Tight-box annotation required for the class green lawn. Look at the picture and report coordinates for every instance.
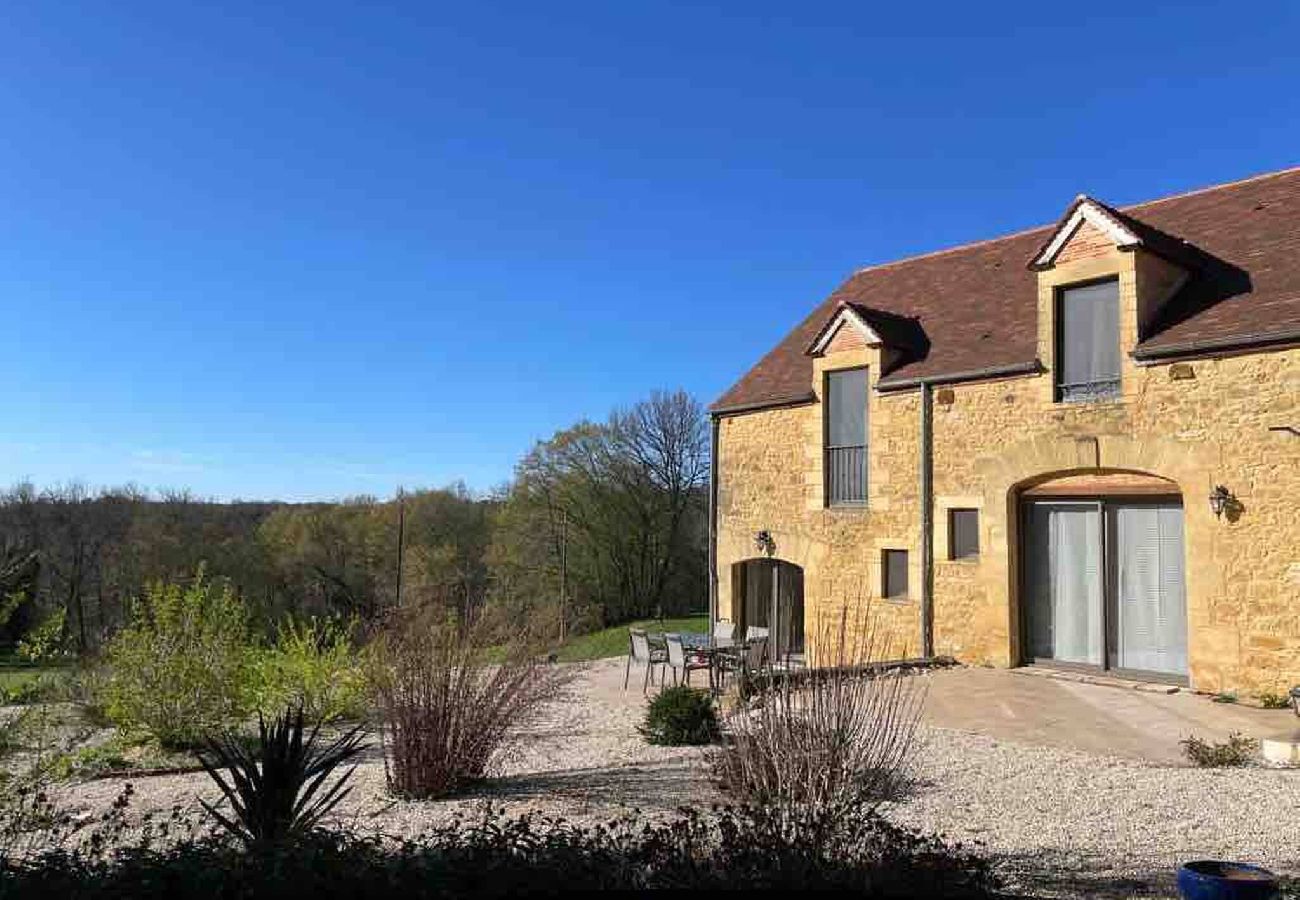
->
[555,615,708,663]
[0,648,67,702]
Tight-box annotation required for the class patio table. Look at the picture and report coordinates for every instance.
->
[664,632,750,693]
[678,632,741,652]
[645,631,741,651]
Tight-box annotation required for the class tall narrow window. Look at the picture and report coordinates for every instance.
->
[1055,279,1120,402]
[825,367,867,505]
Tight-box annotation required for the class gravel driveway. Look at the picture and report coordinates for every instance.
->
[888,727,1299,899]
[58,659,1299,899]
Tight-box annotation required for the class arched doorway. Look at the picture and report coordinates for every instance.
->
[1018,470,1188,681]
[731,558,805,662]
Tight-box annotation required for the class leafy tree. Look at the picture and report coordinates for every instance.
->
[101,571,252,748]
[257,499,392,619]
[488,389,708,634]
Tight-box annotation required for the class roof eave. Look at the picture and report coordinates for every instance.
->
[709,392,817,418]
[1132,329,1300,362]
[876,360,1043,391]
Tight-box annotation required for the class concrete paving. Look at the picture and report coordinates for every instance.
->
[920,665,1296,764]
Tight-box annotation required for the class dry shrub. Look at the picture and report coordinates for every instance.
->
[368,606,569,799]
[714,605,925,813]
[1180,731,1259,768]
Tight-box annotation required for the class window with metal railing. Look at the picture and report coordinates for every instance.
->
[1055,278,1121,402]
[825,367,867,506]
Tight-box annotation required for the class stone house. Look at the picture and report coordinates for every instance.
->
[709,166,1300,695]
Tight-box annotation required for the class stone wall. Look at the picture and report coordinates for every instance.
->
[718,347,1300,694]
[716,236,1300,695]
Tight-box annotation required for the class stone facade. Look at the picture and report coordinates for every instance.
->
[716,231,1300,696]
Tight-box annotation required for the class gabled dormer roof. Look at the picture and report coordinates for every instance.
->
[806,302,883,355]
[1028,195,1143,270]
[1030,193,1211,273]
[806,301,931,374]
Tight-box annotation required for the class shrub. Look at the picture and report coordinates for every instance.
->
[0,803,999,898]
[197,706,367,849]
[1258,691,1292,710]
[639,686,718,745]
[714,607,923,813]
[16,608,72,666]
[101,572,253,749]
[368,606,568,799]
[1180,731,1259,767]
[45,736,136,781]
[40,730,166,782]
[250,616,368,724]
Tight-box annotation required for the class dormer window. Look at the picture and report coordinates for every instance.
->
[1055,278,1120,402]
[825,367,867,505]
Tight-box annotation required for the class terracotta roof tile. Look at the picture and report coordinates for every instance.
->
[713,167,1300,412]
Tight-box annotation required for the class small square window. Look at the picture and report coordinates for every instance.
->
[882,550,909,600]
[949,509,980,560]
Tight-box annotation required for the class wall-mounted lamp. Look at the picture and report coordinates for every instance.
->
[754,529,776,558]
[1209,485,1235,519]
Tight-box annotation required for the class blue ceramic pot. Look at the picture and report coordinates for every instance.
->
[1177,861,1278,900]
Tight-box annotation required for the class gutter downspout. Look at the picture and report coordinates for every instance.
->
[708,415,720,629]
[918,382,935,658]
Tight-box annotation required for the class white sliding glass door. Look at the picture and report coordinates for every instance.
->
[1024,502,1104,666]
[1110,503,1187,676]
[1022,498,1187,679]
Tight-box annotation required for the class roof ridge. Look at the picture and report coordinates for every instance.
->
[848,164,1300,280]
[1120,164,1300,213]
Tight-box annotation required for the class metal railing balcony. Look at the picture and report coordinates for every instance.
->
[826,444,867,506]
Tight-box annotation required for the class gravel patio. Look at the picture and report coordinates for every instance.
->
[59,657,1299,899]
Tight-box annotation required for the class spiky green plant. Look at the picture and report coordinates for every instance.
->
[197,706,367,849]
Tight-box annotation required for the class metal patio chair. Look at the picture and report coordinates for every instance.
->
[624,627,667,693]
[664,632,712,690]
[716,635,768,690]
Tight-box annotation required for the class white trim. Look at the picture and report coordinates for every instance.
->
[1032,198,1142,269]
[809,306,883,355]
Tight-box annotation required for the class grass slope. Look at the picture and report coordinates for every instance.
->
[0,649,67,700]
[556,615,708,663]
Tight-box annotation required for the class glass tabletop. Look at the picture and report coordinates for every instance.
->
[677,632,744,651]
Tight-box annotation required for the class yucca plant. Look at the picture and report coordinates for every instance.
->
[197,706,367,849]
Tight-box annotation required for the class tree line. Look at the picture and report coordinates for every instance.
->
[0,390,708,651]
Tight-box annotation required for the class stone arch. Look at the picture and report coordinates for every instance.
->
[974,433,1215,501]
[712,522,821,650]
[1018,468,1181,496]
[970,433,1216,670]
[727,556,806,659]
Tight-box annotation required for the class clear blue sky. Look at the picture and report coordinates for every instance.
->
[2,1,1296,501]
